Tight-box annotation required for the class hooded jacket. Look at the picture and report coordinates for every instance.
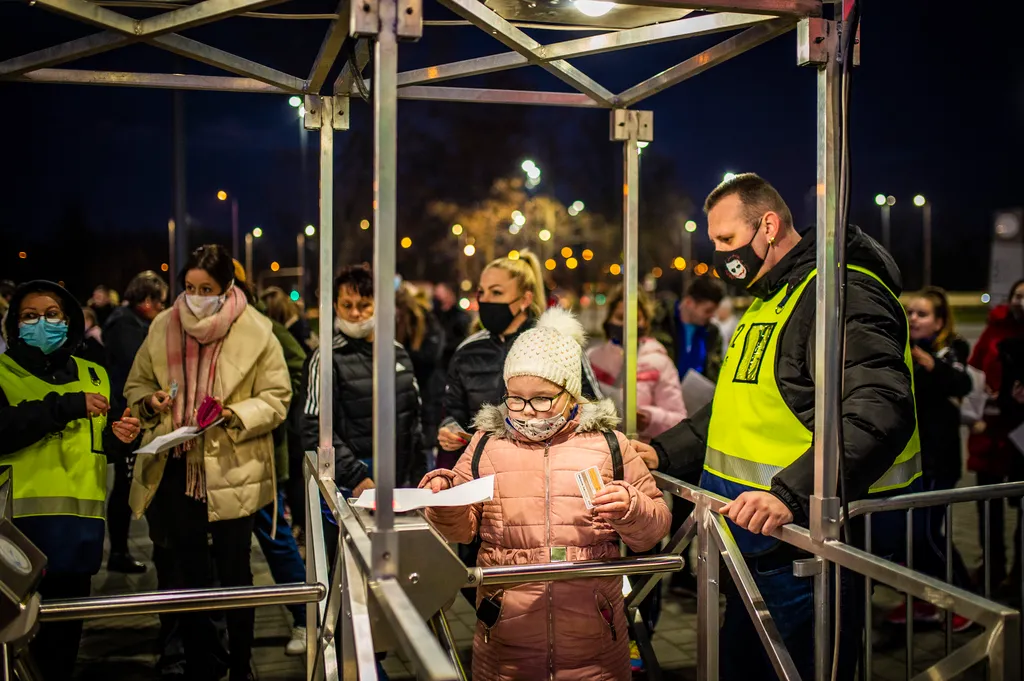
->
[652,226,918,523]
[422,400,670,681]
[0,281,106,573]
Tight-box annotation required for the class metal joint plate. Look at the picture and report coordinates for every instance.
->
[303,95,324,130]
[797,17,829,66]
[397,0,423,40]
[609,109,654,142]
[351,0,380,37]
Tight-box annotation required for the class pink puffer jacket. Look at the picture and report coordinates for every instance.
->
[587,337,687,441]
[422,400,670,681]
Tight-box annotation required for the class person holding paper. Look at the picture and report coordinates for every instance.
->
[125,244,291,681]
[0,280,141,680]
[587,285,686,441]
[420,308,669,681]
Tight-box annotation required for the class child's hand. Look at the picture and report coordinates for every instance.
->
[421,475,452,493]
[592,485,631,521]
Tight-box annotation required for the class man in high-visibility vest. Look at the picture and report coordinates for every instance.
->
[0,280,141,680]
[639,174,920,680]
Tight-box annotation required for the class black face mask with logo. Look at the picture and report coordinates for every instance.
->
[713,228,765,290]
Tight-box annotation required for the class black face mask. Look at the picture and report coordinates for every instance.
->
[478,299,521,335]
[713,222,766,291]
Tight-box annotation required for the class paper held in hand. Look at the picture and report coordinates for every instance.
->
[681,369,716,415]
[134,419,224,455]
[352,475,495,513]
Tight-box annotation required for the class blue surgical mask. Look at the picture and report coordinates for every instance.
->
[19,319,69,355]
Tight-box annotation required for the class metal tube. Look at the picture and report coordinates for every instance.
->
[846,481,1024,518]
[474,554,683,586]
[622,121,640,437]
[625,513,696,609]
[371,0,399,577]
[304,456,319,680]
[316,95,336,482]
[38,583,325,622]
[172,86,187,293]
[945,503,953,656]
[432,610,468,681]
[370,579,458,680]
[864,512,873,677]
[697,503,719,681]
[906,508,914,679]
[985,499,992,598]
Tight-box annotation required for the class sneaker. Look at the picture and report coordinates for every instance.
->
[945,614,973,633]
[108,551,148,574]
[286,627,307,657]
[885,601,941,626]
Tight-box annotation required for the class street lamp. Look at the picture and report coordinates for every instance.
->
[252,227,263,238]
[217,190,240,259]
[723,172,737,183]
[304,224,316,237]
[875,194,896,253]
[914,195,932,286]
[288,96,301,108]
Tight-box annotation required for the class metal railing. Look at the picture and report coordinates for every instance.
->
[847,482,1024,679]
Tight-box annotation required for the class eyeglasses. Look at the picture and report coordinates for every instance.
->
[18,310,65,324]
[504,390,564,413]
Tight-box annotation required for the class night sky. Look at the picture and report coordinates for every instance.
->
[1,1,1022,299]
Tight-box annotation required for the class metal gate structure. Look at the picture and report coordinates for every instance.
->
[3,0,1021,679]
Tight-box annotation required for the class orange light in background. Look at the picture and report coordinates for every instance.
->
[217,190,228,201]
[610,264,622,276]
[561,247,573,258]
[400,237,412,249]
[566,257,579,270]
[18,252,26,260]
[673,257,686,270]
[161,263,169,272]
[360,219,370,230]
[545,259,557,271]
[695,263,709,276]
[271,262,281,272]
[508,250,520,260]
[580,296,591,307]
[57,281,65,288]
[582,249,594,261]
[712,269,721,278]
[652,267,663,278]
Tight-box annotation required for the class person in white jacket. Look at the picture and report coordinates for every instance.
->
[587,286,686,441]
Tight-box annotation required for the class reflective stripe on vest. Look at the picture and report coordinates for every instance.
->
[705,264,921,496]
[0,354,108,520]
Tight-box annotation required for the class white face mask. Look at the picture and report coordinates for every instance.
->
[506,404,577,442]
[186,293,225,319]
[337,316,374,339]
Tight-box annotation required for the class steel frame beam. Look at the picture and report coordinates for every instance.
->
[16,68,289,93]
[308,0,350,93]
[397,85,603,108]
[594,0,820,14]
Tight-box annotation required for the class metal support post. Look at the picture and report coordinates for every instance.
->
[313,95,337,482]
[370,0,401,579]
[696,502,719,681]
[172,86,187,294]
[610,109,653,438]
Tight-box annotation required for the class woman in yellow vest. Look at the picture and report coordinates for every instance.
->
[0,280,141,680]
[126,244,291,681]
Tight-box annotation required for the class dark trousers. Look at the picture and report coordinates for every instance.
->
[976,471,1023,584]
[31,572,92,681]
[916,475,972,586]
[158,467,256,679]
[253,491,306,627]
[107,454,133,554]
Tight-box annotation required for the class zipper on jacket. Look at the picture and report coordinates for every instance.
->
[544,443,555,681]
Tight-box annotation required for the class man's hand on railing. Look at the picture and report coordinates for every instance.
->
[719,491,793,536]
[630,440,659,470]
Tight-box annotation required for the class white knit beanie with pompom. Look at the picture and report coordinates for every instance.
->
[504,307,587,402]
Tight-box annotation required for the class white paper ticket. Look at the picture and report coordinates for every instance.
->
[576,466,606,509]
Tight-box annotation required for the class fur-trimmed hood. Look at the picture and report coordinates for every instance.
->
[473,398,620,438]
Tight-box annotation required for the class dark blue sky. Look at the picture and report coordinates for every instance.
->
[1,1,1022,293]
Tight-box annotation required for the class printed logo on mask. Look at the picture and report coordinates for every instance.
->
[723,254,747,280]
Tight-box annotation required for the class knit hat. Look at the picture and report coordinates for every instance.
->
[504,307,587,402]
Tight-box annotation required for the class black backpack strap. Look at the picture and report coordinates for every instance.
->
[470,433,492,480]
[602,431,624,481]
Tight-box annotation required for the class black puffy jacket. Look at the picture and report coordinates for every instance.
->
[441,317,603,438]
[301,330,427,490]
[653,226,918,523]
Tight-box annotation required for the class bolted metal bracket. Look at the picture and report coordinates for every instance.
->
[610,109,653,143]
[809,495,841,542]
[303,95,351,131]
[793,557,824,578]
[396,0,422,40]
[350,0,380,37]
[352,0,421,40]
[798,17,860,68]
[370,528,399,579]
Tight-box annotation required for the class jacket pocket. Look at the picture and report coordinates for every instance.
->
[595,592,618,641]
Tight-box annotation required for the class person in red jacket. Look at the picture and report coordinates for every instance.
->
[967,279,1024,590]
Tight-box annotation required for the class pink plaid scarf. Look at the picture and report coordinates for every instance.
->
[166,287,247,500]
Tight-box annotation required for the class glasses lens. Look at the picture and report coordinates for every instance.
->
[505,396,526,412]
[532,397,553,412]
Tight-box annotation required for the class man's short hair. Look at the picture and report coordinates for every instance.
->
[704,173,794,230]
[685,277,725,306]
[334,265,373,300]
[123,271,168,307]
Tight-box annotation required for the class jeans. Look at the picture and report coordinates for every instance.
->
[720,547,863,681]
[253,491,308,628]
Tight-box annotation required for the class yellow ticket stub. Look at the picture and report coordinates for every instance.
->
[575,466,606,509]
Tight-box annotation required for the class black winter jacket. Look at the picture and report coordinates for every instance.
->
[653,226,918,524]
[914,337,972,481]
[301,330,427,490]
[103,305,152,415]
[441,317,603,438]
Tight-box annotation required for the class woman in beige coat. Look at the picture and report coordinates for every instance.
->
[125,244,290,681]
[421,308,670,681]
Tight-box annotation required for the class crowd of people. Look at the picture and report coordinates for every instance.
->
[2,173,1024,680]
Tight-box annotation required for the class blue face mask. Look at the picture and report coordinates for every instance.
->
[19,319,69,355]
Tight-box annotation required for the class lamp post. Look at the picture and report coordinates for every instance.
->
[874,194,896,254]
[299,224,315,301]
[218,190,240,260]
[914,195,932,287]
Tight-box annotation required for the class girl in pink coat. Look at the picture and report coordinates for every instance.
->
[421,308,671,681]
[587,287,687,441]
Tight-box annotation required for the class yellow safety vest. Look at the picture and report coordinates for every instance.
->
[703,265,921,548]
[0,353,108,520]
